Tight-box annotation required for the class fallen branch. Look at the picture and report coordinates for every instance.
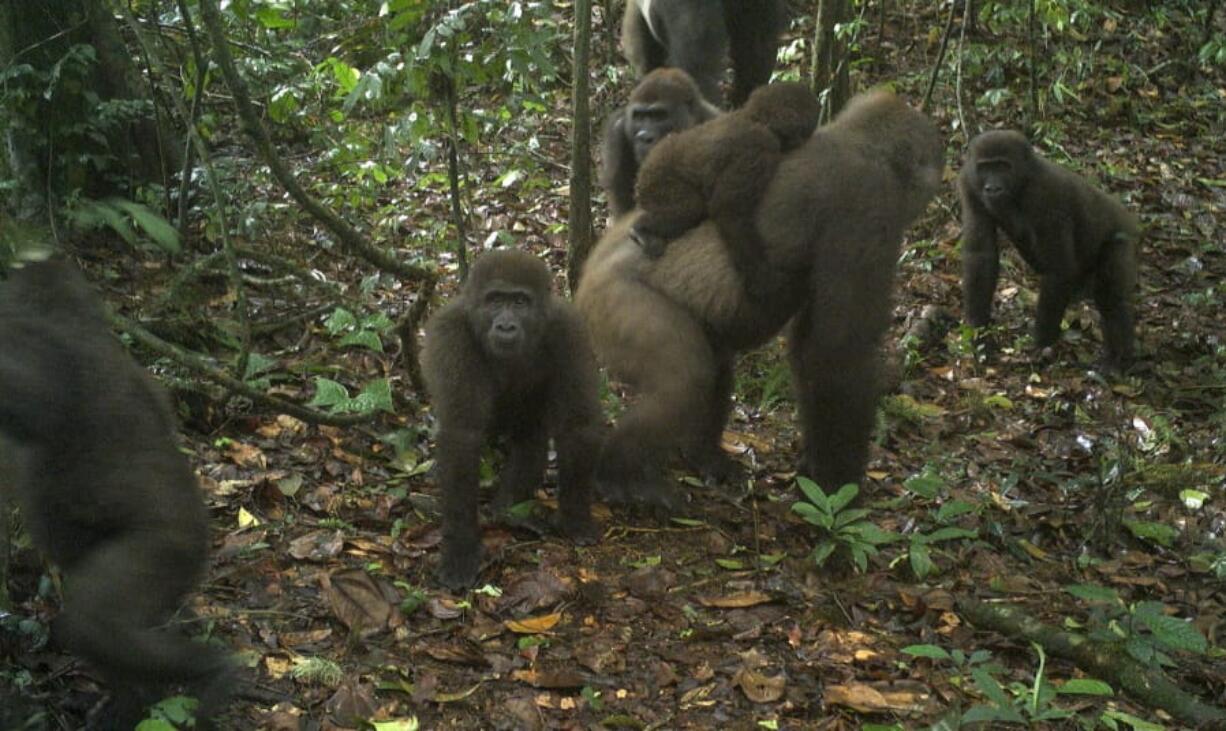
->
[957,596,1226,728]
[111,311,371,427]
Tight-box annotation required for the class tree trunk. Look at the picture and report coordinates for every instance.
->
[812,0,852,122]
[567,0,595,293]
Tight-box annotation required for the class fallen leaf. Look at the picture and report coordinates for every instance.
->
[506,612,562,634]
[696,591,773,608]
[734,668,786,703]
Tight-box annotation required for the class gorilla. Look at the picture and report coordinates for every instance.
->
[959,130,1139,371]
[621,0,788,107]
[420,249,603,589]
[578,91,945,511]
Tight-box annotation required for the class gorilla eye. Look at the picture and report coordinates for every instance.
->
[511,293,532,308]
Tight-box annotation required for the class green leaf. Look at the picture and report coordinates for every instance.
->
[107,198,181,254]
[338,330,385,352]
[1063,584,1121,604]
[910,541,933,580]
[255,6,296,28]
[811,542,837,567]
[796,476,829,510]
[901,644,951,661]
[961,704,1025,724]
[904,471,944,499]
[790,501,825,525]
[670,517,705,527]
[325,308,358,335]
[970,666,1012,707]
[715,558,745,570]
[1100,709,1165,730]
[832,507,871,529]
[921,526,977,543]
[308,378,351,408]
[242,352,278,380]
[1141,613,1208,654]
[829,482,860,512]
[935,499,976,523]
[1057,678,1114,696]
[354,379,395,414]
[1122,519,1179,547]
[844,523,901,545]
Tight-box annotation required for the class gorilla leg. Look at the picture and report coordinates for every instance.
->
[56,541,231,729]
[724,1,786,106]
[788,280,889,491]
[1034,273,1077,350]
[682,355,741,484]
[555,425,601,543]
[1092,236,1137,370]
[436,427,484,589]
[595,288,720,512]
[493,428,549,514]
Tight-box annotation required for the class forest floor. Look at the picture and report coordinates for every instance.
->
[5,5,1226,731]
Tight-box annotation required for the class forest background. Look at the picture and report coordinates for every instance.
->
[1,0,1225,729]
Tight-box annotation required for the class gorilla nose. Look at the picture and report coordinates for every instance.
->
[984,183,1004,196]
[495,321,519,335]
[635,130,658,145]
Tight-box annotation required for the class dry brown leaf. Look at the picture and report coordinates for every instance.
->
[288,529,344,562]
[695,591,773,608]
[319,568,399,637]
[824,680,934,715]
[226,441,267,469]
[506,612,562,634]
[734,667,786,703]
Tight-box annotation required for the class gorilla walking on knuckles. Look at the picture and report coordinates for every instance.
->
[0,259,232,729]
[629,80,821,299]
[600,68,720,221]
[578,91,945,511]
[621,0,788,107]
[959,130,1139,371]
[421,250,603,590]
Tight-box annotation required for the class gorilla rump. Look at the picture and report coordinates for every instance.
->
[420,250,603,590]
[959,130,1139,371]
[0,260,232,728]
[577,91,945,511]
[621,0,788,107]
[600,68,720,221]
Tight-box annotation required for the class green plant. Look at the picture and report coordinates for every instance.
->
[791,478,899,571]
[898,470,978,580]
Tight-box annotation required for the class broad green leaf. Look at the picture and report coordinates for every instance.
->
[1057,678,1114,696]
[935,499,976,522]
[1123,519,1178,547]
[354,379,395,413]
[970,666,1011,707]
[107,198,181,254]
[1063,584,1121,604]
[1140,614,1208,654]
[308,378,350,408]
[325,308,358,335]
[829,482,860,512]
[338,330,385,352]
[1101,709,1165,730]
[811,542,837,567]
[922,526,977,543]
[796,476,829,510]
[904,471,944,499]
[910,541,933,580]
[902,644,951,661]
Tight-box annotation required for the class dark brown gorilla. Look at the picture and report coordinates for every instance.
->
[630,81,821,299]
[601,68,721,221]
[421,250,603,590]
[622,0,788,107]
[578,91,944,510]
[0,259,232,729]
[959,130,1139,371]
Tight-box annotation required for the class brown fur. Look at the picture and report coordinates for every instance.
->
[600,69,721,221]
[577,91,945,508]
[621,0,787,107]
[0,260,232,729]
[631,82,821,298]
[421,250,603,589]
[959,130,1139,371]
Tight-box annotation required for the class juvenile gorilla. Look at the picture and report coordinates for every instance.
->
[0,260,232,728]
[578,91,944,510]
[630,81,821,299]
[601,68,720,221]
[622,0,788,107]
[959,130,1139,371]
[421,250,603,590]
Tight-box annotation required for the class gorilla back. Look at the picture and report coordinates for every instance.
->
[578,91,944,509]
[0,260,230,728]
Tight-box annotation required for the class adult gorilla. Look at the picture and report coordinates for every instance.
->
[577,91,945,511]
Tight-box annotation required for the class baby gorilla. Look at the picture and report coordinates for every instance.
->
[960,130,1139,371]
[0,259,232,729]
[420,250,603,590]
[630,81,821,299]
